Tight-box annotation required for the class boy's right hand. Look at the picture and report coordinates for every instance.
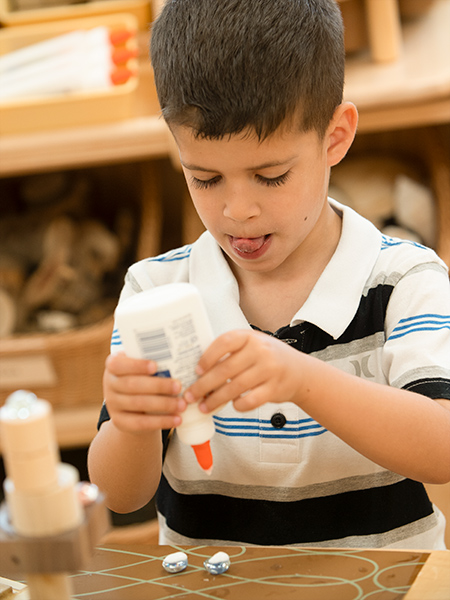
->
[103,352,185,434]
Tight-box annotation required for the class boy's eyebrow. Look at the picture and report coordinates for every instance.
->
[181,157,296,173]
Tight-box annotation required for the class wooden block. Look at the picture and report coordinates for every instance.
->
[365,0,402,62]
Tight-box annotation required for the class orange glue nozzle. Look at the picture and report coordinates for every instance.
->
[192,440,213,474]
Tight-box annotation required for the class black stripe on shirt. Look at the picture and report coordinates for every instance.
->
[262,283,394,354]
[97,402,110,430]
[402,377,450,401]
[156,475,433,546]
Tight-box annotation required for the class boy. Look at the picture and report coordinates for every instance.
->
[88,0,450,548]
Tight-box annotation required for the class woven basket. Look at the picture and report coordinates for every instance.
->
[0,161,162,408]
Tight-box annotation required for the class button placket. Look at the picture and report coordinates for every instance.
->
[259,404,301,464]
[270,412,287,429]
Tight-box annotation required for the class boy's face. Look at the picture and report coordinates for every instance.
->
[172,124,340,282]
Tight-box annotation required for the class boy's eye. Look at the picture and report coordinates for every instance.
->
[190,170,290,190]
[190,175,221,190]
[256,171,290,187]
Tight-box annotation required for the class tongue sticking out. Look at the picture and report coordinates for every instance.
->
[230,236,267,254]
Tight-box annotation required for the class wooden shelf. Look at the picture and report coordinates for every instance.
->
[0,0,449,177]
[0,58,171,177]
[345,0,450,131]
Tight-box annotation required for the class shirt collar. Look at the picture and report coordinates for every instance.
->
[189,232,250,336]
[291,199,381,339]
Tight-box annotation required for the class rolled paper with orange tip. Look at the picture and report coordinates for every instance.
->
[0,26,137,102]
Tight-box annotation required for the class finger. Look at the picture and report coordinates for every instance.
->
[106,370,181,397]
[196,330,251,375]
[113,411,182,433]
[232,386,268,412]
[198,364,266,413]
[109,393,187,416]
[186,353,251,403]
[186,334,257,402]
[106,352,157,376]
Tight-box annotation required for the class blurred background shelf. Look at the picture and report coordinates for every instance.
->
[1,0,449,177]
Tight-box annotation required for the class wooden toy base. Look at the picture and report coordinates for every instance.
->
[0,490,110,575]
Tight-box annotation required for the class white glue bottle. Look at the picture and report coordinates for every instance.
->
[114,282,216,473]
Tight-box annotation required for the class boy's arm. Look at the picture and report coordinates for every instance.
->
[88,420,163,514]
[184,330,450,485]
[288,349,450,485]
[88,353,185,513]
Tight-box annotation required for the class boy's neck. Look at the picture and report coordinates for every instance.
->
[229,204,342,332]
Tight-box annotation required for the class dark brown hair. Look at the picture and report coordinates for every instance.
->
[151,0,345,139]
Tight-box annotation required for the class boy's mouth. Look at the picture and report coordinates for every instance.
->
[229,234,271,257]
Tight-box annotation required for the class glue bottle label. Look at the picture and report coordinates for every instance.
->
[135,313,203,392]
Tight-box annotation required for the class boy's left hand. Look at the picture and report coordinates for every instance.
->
[183,329,303,413]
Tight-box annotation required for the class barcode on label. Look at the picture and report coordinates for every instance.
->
[136,328,172,361]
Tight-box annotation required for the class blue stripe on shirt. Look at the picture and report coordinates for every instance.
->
[213,415,327,439]
[388,314,450,340]
[380,235,427,251]
[111,328,122,347]
[147,245,192,262]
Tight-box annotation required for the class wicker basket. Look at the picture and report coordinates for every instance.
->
[0,161,162,409]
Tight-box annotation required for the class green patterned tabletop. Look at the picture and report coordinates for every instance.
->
[68,544,433,599]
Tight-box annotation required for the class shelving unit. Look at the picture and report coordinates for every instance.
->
[0,0,449,176]
[0,0,449,455]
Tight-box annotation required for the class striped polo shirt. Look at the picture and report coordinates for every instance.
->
[100,199,450,549]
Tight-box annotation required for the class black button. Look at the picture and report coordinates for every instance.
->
[271,413,287,429]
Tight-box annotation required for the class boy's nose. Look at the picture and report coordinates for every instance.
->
[223,189,260,222]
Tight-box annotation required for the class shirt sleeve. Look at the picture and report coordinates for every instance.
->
[97,401,110,429]
[383,255,450,400]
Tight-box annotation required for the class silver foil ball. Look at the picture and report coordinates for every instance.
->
[203,551,230,575]
[162,552,188,573]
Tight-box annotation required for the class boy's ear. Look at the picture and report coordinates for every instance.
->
[326,102,358,167]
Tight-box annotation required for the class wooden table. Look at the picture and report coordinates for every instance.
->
[4,544,447,600]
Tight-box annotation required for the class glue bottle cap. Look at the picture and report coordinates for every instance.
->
[192,440,213,474]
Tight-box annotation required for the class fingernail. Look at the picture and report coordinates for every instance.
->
[147,361,157,374]
[173,381,182,395]
[177,398,187,412]
[184,391,195,403]
[195,365,204,375]
[199,401,209,413]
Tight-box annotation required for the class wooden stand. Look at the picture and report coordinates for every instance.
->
[365,0,402,62]
[0,393,110,599]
